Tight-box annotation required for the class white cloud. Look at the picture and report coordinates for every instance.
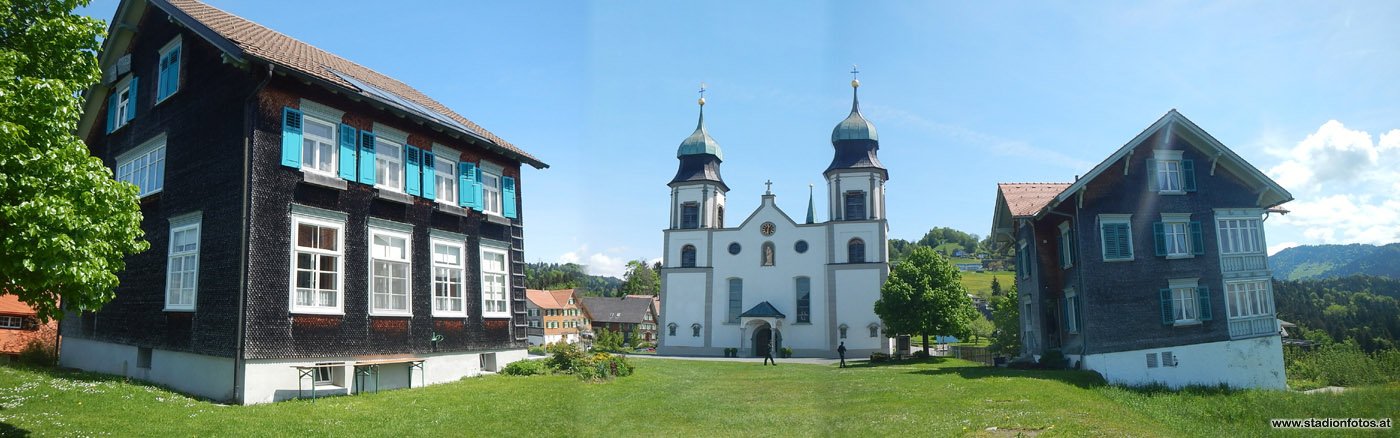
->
[556,244,630,278]
[1266,121,1400,246]
[1267,241,1299,256]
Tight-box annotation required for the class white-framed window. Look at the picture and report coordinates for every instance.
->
[300,115,337,175]
[481,245,510,318]
[375,138,404,193]
[1217,217,1263,254]
[116,135,166,198]
[1226,279,1274,319]
[313,364,335,385]
[1064,289,1078,334]
[1163,218,1190,257]
[1099,214,1133,261]
[692,323,702,337]
[369,228,411,316]
[1167,278,1199,324]
[290,215,344,314]
[1058,221,1073,269]
[434,152,458,205]
[1156,159,1182,192]
[112,77,133,130]
[667,323,677,336]
[481,168,502,215]
[432,239,466,317]
[165,216,201,311]
[0,316,23,329]
[156,36,182,103]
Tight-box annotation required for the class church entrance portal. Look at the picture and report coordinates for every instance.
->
[751,324,782,357]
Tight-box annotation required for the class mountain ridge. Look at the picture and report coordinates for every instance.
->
[1269,243,1400,280]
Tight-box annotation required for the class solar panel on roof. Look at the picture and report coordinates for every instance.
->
[326,68,483,139]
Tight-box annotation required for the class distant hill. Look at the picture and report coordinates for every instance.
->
[1269,243,1400,280]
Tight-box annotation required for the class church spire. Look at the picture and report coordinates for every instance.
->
[806,184,815,224]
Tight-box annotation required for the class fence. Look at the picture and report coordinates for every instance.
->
[951,345,994,366]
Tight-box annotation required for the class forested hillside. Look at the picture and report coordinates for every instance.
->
[523,262,622,296]
[1273,275,1400,352]
[1269,243,1400,280]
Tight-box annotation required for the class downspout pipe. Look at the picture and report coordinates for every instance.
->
[234,62,273,404]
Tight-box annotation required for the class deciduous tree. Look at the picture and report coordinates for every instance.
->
[875,247,977,355]
[990,283,1021,357]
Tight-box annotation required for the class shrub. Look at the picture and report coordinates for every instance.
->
[1286,343,1397,387]
[1038,350,1068,369]
[634,342,655,350]
[501,359,549,376]
[780,347,793,358]
[912,350,930,359]
[870,352,890,363]
[17,340,55,367]
[547,341,588,373]
[574,352,635,381]
[527,345,546,355]
[724,347,738,357]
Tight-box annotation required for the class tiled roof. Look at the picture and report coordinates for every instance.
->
[581,296,653,324]
[158,0,543,168]
[0,294,37,316]
[525,290,564,309]
[997,183,1071,217]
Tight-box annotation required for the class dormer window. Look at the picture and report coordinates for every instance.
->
[1156,160,1182,192]
[844,191,866,220]
[106,75,137,133]
[1149,150,1196,194]
[156,36,182,103]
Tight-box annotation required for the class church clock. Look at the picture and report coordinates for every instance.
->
[760,222,776,236]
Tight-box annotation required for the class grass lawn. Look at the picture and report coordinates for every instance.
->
[2,359,1396,436]
[960,269,1013,299]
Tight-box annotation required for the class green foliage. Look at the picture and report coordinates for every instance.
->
[0,0,149,321]
[968,317,994,344]
[527,345,546,355]
[875,247,978,354]
[1270,243,1400,281]
[592,327,625,353]
[1284,342,1400,389]
[989,277,1002,297]
[1273,276,1400,353]
[17,339,55,367]
[501,359,549,376]
[545,341,587,373]
[573,352,634,382]
[989,283,1021,357]
[619,259,659,296]
[888,226,983,264]
[869,352,890,362]
[780,347,793,358]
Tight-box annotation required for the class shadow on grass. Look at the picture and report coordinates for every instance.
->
[845,357,950,369]
[0,422,31,437]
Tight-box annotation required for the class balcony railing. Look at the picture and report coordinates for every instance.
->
[1221,253,1268,273]
[1228,315,1277,339]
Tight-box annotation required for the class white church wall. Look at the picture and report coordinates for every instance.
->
[666,230,710,268]
[830,221,882,264]
[833,267,885,354]
[662,271,708,348]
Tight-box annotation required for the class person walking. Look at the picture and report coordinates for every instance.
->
[837,342,847,368]
[764,343,777,366]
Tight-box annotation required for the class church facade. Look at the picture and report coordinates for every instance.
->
[657,80,890,358]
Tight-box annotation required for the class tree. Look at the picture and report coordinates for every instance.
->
[0,0,148,322]
[990,282,1021,357]
[619,259,659,296]
[875,247,977,355]
[969,317,994,344]
[990,276,1003,297]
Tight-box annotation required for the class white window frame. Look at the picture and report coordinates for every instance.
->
[1161,213,1192,259]
[313,365,335,385]
[0,316,23,329]
[375,137,405,193]
[434,146,459,205]
[1225,279,1274,319]
[1216,216,1264,255]
[112,76,133,130]
[480,245,511,318]
[156,36,182,104]
[1098,214,1134,262]
[1058,221,1073,269]
[300,115,338,176]
[1064,289,1078,334]
[368,228,412,317]
[1154,150,1185,194]
[481,162,503,216]
[431,239,467,317]
[116,134,167,198]
[289,215,345,315]
[1169,278,1199,324]
[164,214,201,311]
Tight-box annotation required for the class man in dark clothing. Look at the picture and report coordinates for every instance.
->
[837,342,847,368]
[763,343,777,366]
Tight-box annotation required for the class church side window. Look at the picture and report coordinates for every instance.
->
[848,238,866,263]
[717,206,724,228]
[692,323,702,337]
[667,323,677,336]
[727,278,742,323]
[680,245,697,268]
[681,202,699,229]
[795,277,810,323]
[844,191,866,220]
[839,324,848,339]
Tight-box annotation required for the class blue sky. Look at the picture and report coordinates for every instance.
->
[81,1,1400,277]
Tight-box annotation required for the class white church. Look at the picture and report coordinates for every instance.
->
[658,79,890,358]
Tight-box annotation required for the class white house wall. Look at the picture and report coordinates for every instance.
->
[1079,336,1286,389]
[241,348,526,404]
[60,337,236,402]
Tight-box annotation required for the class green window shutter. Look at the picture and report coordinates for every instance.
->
[1160,288,1174,325]
[1145,158,1157,191]
[280,107,303,168]
[1062,298,1071,332]
[404,146,422,196]
[1190,221,1205,255]
[1182,159,1197,192]
[1116,224,1132,259]
[358,131,377,185]
[125,77,138,122]
[458,162,478,208]
[421,151,436,200]
[1075,296,1083,330]
[502,176,518,219]
[1152,222,1166,257]
[338,124,357,181]
[1197,286,1212,321]
[166,49,180,98]
[106,95,117,133]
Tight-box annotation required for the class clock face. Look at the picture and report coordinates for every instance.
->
[760,222,776,236]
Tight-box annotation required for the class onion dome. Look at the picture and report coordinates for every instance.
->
[677,96,723,160]
[831,79,878,143]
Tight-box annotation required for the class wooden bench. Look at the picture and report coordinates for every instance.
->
[351,358,425,394]
[291,362,346,401]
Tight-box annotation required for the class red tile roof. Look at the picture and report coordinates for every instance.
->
[0,295,37,316]
[160,0,543,167]
[526,289,577,309]
[997,183,1071,217]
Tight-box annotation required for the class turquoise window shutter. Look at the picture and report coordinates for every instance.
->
[338,124,357,181]
[1189,221,1205,255]
[279,107,302,168]
[1062,298,1070,331]
[1182,159,1197,192]
[168,48,179,96]
[125,77,138,122]
[422,151,436,200]
[106,96,117,133]
[1197,286,1212,320]
[1152,222,1166,257]
[1118,224,1132,258]
[1075,296,1083,329]
[458,162,477,208]
[502,176,518,219]
[358,131,376,185]
[474,167,485,211]
[1145,158,1157,191]
[405,146,422,196]
[1160,288,1174,325]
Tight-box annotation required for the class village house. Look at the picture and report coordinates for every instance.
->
[62,0,546,404]
[581,296,657,345]
[991,110,1291,389]
[524,289,588,345]
[0,295,58,362]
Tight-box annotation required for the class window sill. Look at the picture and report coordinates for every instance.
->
[791,322,812,325]
[1157,190,1186,196]
[163,308,195,313]
[291,308,345,316]
[482,313,512,319]
[1171,320,1202,327]
[302,171,347,190]
[1165,254,1194,260]
[375,189,412,204]
[484,214,511,225]
[436,203,468,217]
[369,312,413,318]
[1103,257,1135,263]
[432,312,468,319]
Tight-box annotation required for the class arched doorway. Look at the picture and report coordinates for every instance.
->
[751,323,783,357]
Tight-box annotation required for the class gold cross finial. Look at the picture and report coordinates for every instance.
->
[698,82,707,106]
[851,65,861,88]
[765,179,773,195]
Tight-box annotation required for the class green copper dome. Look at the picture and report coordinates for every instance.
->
[677,104,723,160]
[831,81,878,143]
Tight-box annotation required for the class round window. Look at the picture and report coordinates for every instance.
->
[728,242,742,255]
[794,240,809,254]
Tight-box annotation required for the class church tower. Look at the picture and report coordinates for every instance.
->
[669,89,728,230]
[826,74,888,224]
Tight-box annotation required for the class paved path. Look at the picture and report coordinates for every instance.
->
[628,354,852,366]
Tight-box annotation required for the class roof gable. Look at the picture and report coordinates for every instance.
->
[990,183,1070,242]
